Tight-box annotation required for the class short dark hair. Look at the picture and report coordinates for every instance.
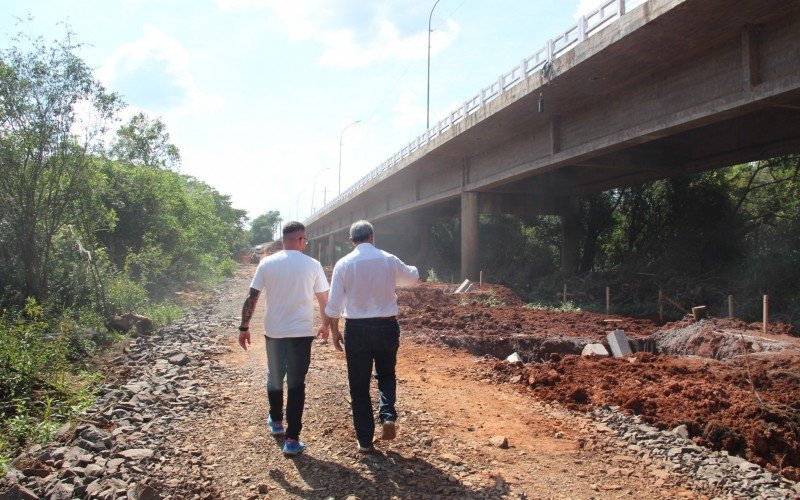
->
[349,220,373,243]
[282,221,305,239]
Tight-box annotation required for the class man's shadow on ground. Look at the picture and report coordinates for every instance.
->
[267,444,507,499]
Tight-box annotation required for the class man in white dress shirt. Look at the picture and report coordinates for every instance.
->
[325,220,419,452]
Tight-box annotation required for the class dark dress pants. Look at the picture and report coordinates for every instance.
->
[344,317,400,447]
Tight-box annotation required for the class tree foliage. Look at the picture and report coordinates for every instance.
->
[109,112,180,169]
[425,157,800,324]
[250,210,282,244]
[0,24,250,471]
[0,29,121,304]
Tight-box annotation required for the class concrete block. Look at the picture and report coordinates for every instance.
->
[692,305,708,320]
[581,343,609,357]
[607,329,632,357]
[454,279,472,293]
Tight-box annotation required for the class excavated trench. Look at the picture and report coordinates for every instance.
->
[397,284,800,480]
[435,326,798,363]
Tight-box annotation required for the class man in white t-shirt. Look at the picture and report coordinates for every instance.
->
[238,221,330,457]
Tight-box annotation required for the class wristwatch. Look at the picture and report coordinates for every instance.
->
[238,326,249,331]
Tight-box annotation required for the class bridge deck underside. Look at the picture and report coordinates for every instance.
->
[308,0,800,239]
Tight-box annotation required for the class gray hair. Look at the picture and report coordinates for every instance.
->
[349,220,374,243]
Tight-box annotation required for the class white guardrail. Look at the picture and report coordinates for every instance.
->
[308,0,646,223]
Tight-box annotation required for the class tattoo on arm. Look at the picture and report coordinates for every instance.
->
[241,288,260,327]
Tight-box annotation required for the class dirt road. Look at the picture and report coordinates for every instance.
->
[5,264,797,499]
[161,266,691,499]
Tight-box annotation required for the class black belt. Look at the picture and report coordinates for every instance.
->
[345,316,397,325]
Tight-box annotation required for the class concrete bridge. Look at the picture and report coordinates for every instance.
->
[305,0,800,279]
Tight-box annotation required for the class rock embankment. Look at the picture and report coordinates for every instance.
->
[0,289,236,499]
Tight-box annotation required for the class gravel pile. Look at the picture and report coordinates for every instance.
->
[0,295,235,499]
[592,405,800,499]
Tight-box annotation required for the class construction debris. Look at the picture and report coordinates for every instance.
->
[581,343,610,357]
[692,305,708,320]
[489,436,509,449]
[454,279,473,293]
[607,329,633,357]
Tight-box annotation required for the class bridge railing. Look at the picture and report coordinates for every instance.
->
[309,0,645,223]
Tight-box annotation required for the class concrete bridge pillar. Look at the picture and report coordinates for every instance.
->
[315,241,322,262]
[326,233,335,267]
[461,191,480,281]
[418,220,431,270]
[561,198,580,273]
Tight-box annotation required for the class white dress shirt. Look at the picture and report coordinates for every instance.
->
[325,243,418,319]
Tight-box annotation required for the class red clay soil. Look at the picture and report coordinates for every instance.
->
[395,282,800,481]
[399,283,658,340]
[507,352,800,480]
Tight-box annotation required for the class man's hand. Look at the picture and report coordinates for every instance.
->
[330,326,344,353]
[238,330,251,350]
[316,323,330,342]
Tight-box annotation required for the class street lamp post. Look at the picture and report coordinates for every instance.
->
[427,0,442,130]
[338,120,361,195]
[295,188,308,221]
[310,167,331,214]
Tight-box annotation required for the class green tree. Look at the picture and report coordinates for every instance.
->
[109,112,180,169]
[250,210,282,244]
[0,29,122,306]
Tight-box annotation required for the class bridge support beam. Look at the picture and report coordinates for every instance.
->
[326,233,335,267]
[461,191,480,281]
[418,220,431,271]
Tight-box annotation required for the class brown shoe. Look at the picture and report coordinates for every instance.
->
[381,420,397,440]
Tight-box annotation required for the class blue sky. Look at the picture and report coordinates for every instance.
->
[2,0,599,223]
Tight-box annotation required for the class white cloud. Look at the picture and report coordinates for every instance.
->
[98,24,224,116]
[215,0,271,10]
[392,90,424,134]
[215,0,460,68]
[574,0,602,18]
[319,18,459,68]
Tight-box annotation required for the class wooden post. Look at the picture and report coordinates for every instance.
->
[563,284,568,303]
[606,286,610,315]
[479,270,484,287]
[728,295,734,318]
[658,289,664,323]
[763,295,768,334]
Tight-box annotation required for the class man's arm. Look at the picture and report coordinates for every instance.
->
[238,287,260,350]
[329,317,343,352]
[324,263,345,320]
[315,290,330,341]
[394,256,419,287]
[324,264,345,353]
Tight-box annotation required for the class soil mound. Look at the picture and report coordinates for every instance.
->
[650,317,800,359]
[395,284,800,481]
[490,351,800,481]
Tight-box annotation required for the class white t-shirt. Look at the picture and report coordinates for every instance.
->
[250,250,329,338]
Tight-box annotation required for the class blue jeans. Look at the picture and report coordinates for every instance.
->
[344,317,400,447]
[265,336,313,440]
